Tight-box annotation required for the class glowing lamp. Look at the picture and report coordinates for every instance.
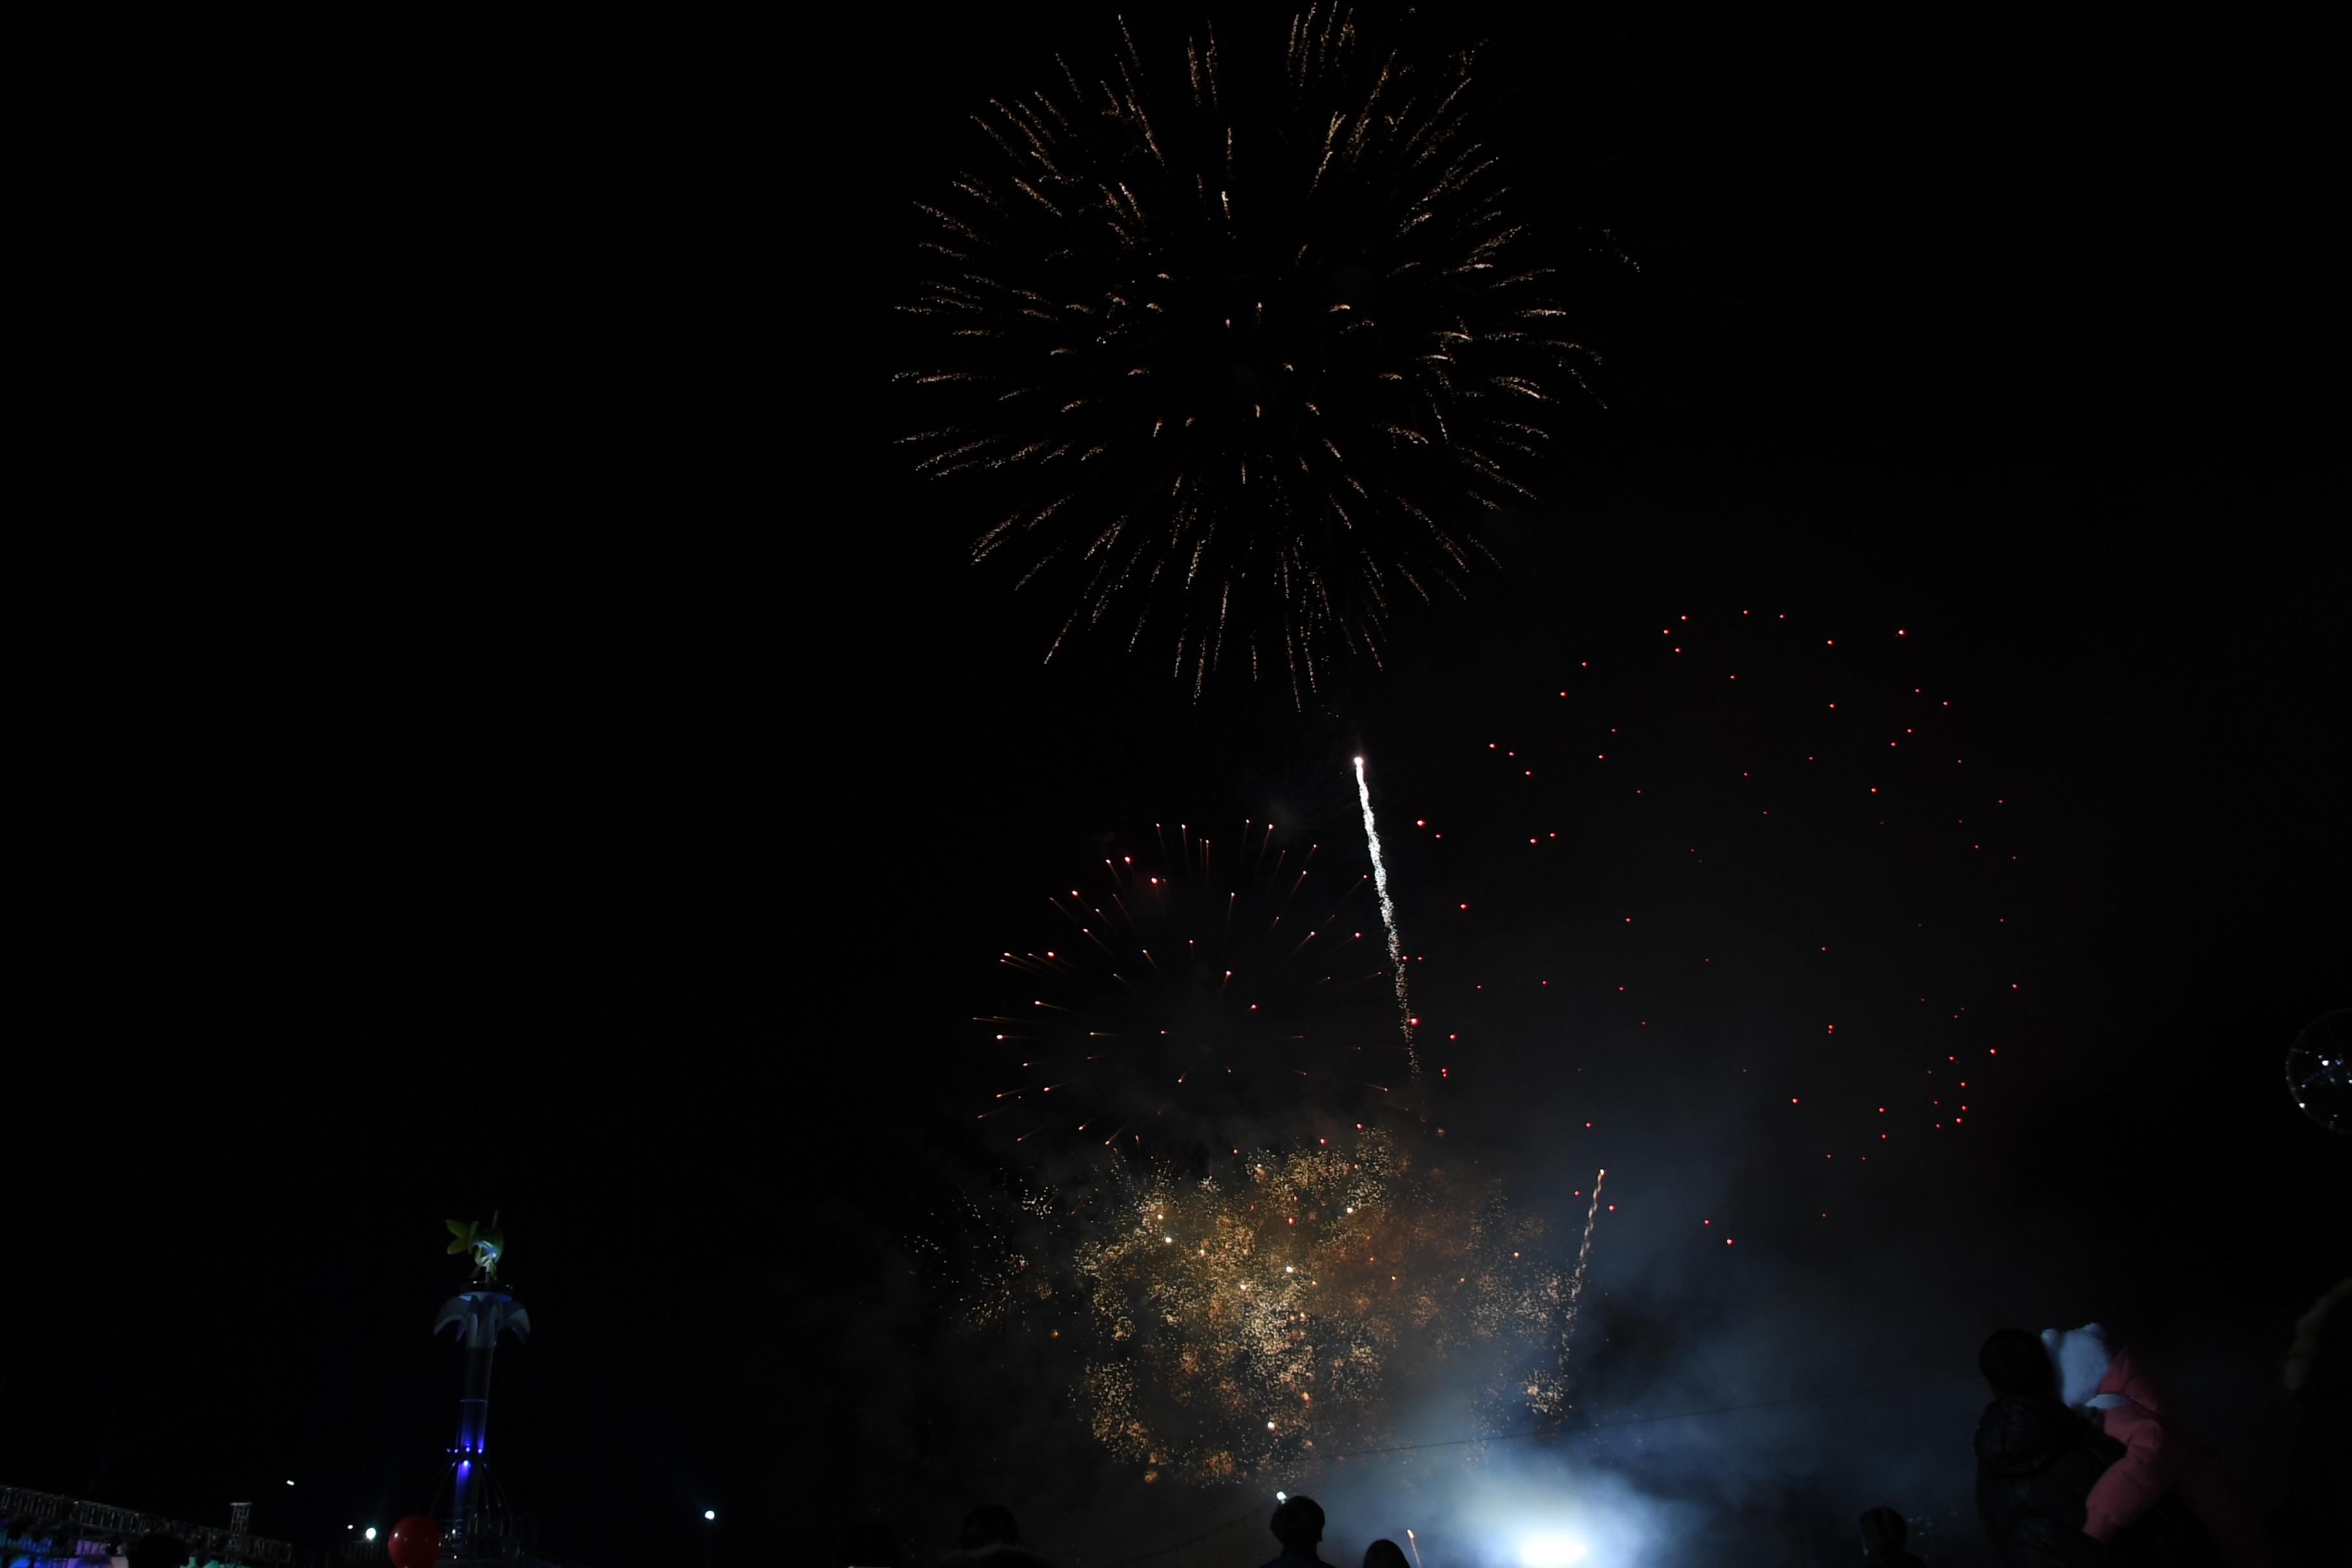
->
[1519,1538,1588,1568]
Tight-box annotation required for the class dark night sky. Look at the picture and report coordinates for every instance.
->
[18,6,2345,1567]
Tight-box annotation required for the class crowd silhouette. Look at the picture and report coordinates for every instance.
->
[834,1282,2349,1567]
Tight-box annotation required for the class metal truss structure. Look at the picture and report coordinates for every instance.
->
[0,1484,295,1565]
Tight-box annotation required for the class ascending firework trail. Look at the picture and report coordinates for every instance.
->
[1518,1168,1609,1418]
[1563,1169,1605,1365]
[1353,754,1416,1080]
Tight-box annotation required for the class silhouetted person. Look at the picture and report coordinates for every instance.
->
[2273,1279,2351,1565]
[942,1504,1053,1568]
[1975,1327,2219,1567]
[1261,1496,1334,1568]
[1978,1328,2122,1565]
[2043,1324,2268,1567]
[123,1534,189,1568]
[1860,1507,1926,1567]
[839,1519,901,1568]
[1363,1540,1411,1568]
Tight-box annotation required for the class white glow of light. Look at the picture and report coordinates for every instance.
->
[1519,1537,1588,1568]
[704,1511,717,1522]
[1353,755,1416,1077]
[364,1529,378,1543]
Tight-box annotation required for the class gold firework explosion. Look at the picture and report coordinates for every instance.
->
[1068,1130,1574,1484]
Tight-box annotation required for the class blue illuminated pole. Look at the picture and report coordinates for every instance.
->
[434,1219,528,1549]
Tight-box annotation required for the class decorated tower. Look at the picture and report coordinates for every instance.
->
[431,1216,529,1562]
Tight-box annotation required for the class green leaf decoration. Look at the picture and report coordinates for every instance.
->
[441,1217,506,1281]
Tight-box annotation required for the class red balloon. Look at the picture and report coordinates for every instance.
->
[388,1516,442,1568]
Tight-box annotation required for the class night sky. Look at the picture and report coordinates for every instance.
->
[19,7,2344,1567]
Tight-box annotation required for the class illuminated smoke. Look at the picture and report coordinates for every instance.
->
[1354,754,1416,1080]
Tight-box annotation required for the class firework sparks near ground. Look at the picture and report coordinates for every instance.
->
[1054,1130,1573,1484]
[1355,754,1417,1079]
[898,6,1600,701]
[977,820,1416,1161]
[958,796,1605,1485]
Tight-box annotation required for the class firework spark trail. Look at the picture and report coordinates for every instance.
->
[1354,754,1416,1079]
[1561,1168,1605,1368]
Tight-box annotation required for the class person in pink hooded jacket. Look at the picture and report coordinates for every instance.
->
[2041,1324,2270,1567]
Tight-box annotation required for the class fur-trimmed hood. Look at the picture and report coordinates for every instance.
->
[2042,1322,2131,1409]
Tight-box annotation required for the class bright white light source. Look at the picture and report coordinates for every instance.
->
[1275,1491,1287,1502]
[364,1529,378,1543]
[1520,1537,1588,1567]
[703,1511,717,1522]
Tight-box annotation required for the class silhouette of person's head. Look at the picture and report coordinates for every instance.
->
[839,1519,902,1568]
[1362,1540,1411,1568]
[124,1535,190,1568]
[1858,1507,1908,1556]
[961,1505,1022,1549]
[1980,1327,2055,1396]
[1271,1496,1326,1554]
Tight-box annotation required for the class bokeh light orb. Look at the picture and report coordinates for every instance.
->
[387,1516,440,1568]
[2284,1008,2351,1135]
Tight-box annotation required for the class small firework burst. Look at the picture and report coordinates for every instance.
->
[975,820,1414,1162]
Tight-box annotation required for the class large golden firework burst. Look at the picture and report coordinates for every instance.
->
[1070,1130,1575,1484]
